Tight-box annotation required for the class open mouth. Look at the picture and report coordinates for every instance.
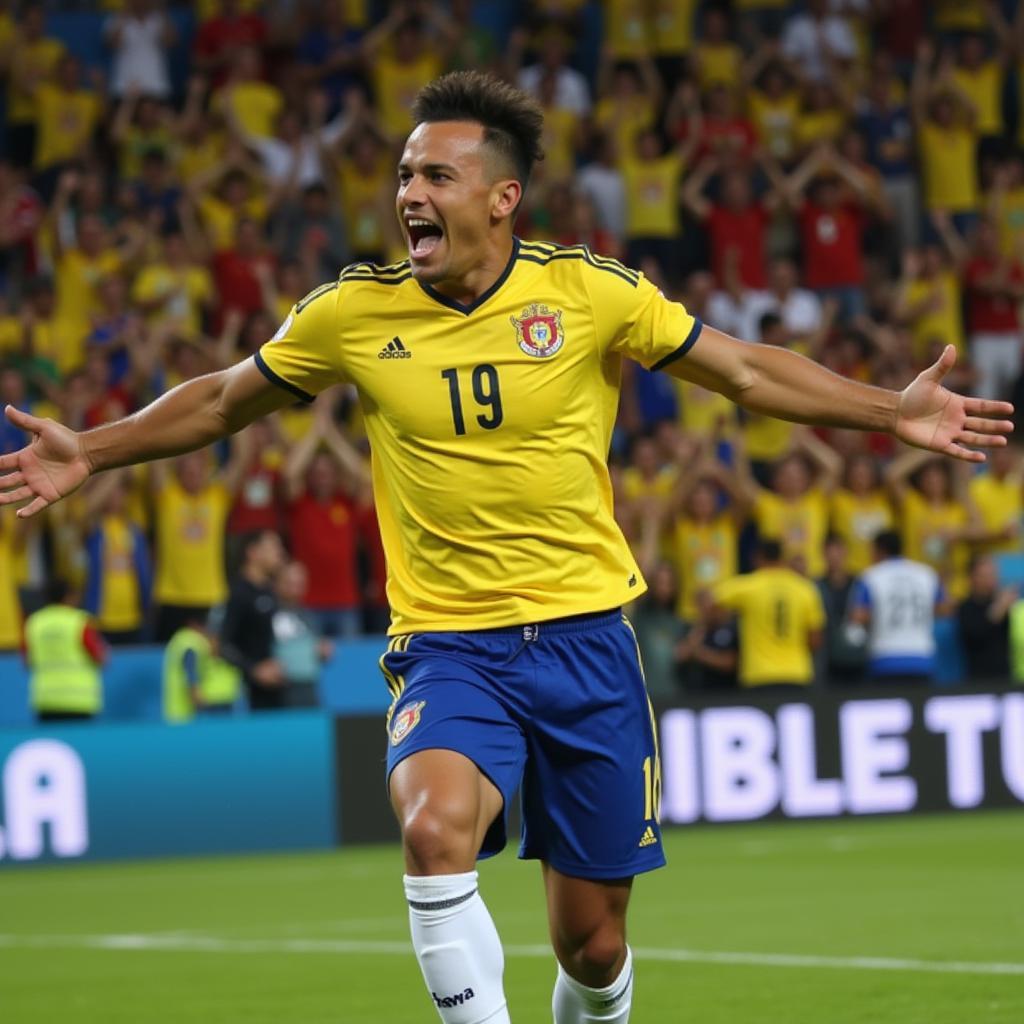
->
[406,217,444,258]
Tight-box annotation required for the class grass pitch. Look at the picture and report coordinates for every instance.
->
[1,811,1022,1023]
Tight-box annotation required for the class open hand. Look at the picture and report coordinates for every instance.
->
[0,406,92,517]
[895,346,1014,461]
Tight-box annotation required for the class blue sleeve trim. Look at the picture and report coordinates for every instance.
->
[253,351,315,404]
[851,578,871,610]
[651,317,704,372]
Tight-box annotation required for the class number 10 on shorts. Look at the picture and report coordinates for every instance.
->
[642,755,662,823]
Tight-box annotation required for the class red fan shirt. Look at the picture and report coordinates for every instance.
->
[799,201,865,288]
[287,492,359,609]
[965,257,1024,333]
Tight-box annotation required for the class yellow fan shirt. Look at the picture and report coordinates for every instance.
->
[900,489,969,599]
[372,53,443,139]
[674,514,738,620]
[33,85,102,170]
[969,473,1022,556]
[154,477,230,607]
[0,516,21,650]
[622,153,684,238]
[754,488,829,578]
[829,489,894,574]
[904,272,963,362]
[919,121,978,212]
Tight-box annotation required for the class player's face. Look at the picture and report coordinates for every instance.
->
[397,122,512,284]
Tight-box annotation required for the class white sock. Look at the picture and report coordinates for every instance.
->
[404,871,510,1024]
[552,946,633,1024]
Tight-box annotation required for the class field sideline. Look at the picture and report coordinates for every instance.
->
[2,811,1021,1023]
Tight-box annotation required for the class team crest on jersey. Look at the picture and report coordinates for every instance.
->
[390,700,426,746]
[511,303,565,358]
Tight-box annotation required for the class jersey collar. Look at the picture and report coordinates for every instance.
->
[417,237,520,315]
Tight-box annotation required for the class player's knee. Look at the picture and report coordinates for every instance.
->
[400,803,477,874]
[558,926,627,987]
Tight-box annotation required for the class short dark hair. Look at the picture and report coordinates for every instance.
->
[758,539,783,563]
[873,530,902,559]
[238,529,275,567]
[412,71,545,194]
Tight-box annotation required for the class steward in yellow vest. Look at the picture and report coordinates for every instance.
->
[163,617,241,723]
[24,582,106,722]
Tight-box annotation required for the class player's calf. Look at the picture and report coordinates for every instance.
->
[552,946,634,1024]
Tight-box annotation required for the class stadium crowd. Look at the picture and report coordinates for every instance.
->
[3,0,1024,711]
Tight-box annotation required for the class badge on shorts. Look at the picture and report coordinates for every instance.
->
[390,700,426,746]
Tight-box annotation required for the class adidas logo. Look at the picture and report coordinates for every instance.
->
[638,825,658,848]
[379,336,412,359]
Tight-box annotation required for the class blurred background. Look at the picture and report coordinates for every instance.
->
[0,0,1022,845]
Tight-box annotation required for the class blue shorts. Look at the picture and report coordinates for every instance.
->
[381,609,665,880]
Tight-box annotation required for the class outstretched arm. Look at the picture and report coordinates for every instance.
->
[0,359,294,517]
[665,327,1013,461]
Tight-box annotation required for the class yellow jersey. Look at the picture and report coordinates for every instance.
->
[338,156,393,257]
[132,262,213,338]
[154,476,230,606]
[713,566,824,686]
[829,488,894,574]
[695,43,741,92]
[743,411,794,462]
[676,378,734,434]
[993,186,1024,259]
[372,53,443,139]
[919,121,977,212]
[969,472,1022,555]
[93,516,144,632]
[794,107,847,151]
[754,488,829,578]
[538,106,581,184]
[257,239,702,633]
[674,513,738,620]
[904,273,963,361]
[900,488,968,598]
[622,153,684,238]
[213,82,283,139]
[0,515,21,650]
[603,0,650,59]
[952,63,1003,136]
[197,193,268,251]
[651,0,697,56]
[748,89,800,162]
[622,466,677,504]
[54,247,123,361]
[0,317,20,356]
[33,85,102,171]
[8,37,64,124]
[177,131,226,185]
[933,0,985,30]
[595,96,655,173]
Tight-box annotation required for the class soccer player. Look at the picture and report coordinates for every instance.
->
[0,72,1014,1023]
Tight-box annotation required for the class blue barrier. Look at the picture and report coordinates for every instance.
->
[0,712,336,864]
[0,638,392,729]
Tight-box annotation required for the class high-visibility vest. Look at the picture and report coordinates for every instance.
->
[25,604,102,714]
[162,627,241,722]
[1009,601,1024,684]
